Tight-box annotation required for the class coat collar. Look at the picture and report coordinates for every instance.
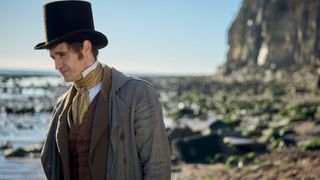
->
[108,66,132,96]
[100,64,112,99]
[56,64,133,103]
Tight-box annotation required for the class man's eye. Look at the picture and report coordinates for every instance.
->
[58,53,67,58]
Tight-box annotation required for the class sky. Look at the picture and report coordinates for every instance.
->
[0,0,242,76]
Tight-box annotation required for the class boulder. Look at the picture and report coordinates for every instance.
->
[4,147,29,158]
[209,120,239,137]
[4,142,43,158]
[172,134,224,163]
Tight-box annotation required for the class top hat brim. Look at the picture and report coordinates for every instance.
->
[34,29,108,50]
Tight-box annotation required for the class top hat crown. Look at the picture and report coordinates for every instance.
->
[34,0,108,50]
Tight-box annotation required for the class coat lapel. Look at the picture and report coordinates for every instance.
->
[89,92,109,157]
[86,64,133,178]
[55,86,75,180]
[88,93,109,178]
[90,65,112,154]
[88,64,112,178]
[55,109,70,179]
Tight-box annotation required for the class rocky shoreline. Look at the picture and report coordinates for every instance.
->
[146,74,320,179]
[1,73,320,179]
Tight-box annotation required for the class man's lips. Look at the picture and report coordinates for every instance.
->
[59,69,68,75]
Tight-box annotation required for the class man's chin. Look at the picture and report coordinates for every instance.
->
[62,75,72,82]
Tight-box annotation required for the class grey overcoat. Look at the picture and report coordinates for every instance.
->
[41,65,171,180]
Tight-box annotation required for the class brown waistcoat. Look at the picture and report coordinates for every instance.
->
[68,94,99,180]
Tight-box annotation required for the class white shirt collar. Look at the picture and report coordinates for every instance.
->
[82,60,100,78]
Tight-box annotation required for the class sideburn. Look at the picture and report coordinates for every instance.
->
[67,42,84,59]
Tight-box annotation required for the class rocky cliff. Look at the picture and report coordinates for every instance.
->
[221,0,320,77]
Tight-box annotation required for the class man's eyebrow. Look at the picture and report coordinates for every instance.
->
[50,51,67,59]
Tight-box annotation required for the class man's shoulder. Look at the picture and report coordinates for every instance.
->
[111,68,154,92]
[119,78,159,107]
[121,76,155,93]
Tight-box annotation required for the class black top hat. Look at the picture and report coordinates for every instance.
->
[34,0,108,50]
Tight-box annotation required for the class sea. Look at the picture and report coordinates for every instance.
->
[0,69,60,179]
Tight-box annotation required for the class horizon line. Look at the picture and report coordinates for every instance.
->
[0,67,215,77]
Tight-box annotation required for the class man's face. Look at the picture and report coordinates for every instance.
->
[49,42,86,82]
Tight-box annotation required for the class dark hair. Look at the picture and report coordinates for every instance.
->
[67,41,99,60]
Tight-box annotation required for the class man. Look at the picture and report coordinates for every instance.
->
[34,1,171,180]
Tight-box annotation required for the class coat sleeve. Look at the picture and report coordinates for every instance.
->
[133,83,171,180]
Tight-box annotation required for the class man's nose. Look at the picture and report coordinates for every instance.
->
[54,59,62,70]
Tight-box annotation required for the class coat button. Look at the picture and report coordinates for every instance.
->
[120,133,125,141]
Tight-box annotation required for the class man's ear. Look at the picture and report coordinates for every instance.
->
[82,40,92,54]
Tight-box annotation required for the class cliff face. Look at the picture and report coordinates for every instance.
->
[222,0,320,75]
